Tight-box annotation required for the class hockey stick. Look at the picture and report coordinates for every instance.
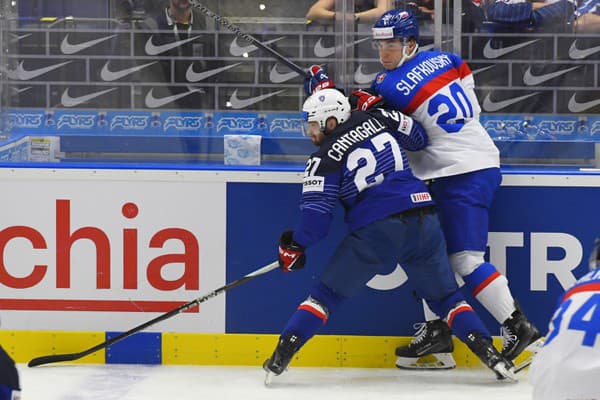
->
[190,1,310,78]
[28,260,279,367]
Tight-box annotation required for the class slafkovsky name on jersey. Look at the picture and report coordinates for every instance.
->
[395,54,453,96]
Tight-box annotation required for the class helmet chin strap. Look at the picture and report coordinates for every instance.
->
[396,40,419,68]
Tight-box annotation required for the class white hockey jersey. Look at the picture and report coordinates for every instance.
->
[529,268,600,400]
[371,51,499,181]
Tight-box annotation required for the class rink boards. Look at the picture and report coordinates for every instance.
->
[0,167,598,366]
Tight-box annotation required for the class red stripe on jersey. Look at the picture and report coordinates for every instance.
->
[447,304,474,328]
[404,68,461,114]
[457,60,472,79]
[562,282,600,302]
[298,304,328,322]
[472,271,501,296]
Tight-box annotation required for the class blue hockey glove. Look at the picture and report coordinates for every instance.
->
[278,230,306,272]
[348,88,386,111]
[303,65,335,97]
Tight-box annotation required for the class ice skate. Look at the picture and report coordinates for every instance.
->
[395,320,456,370]
[263,334,300,386]
[464,332,517,382]
[501,307,543,363]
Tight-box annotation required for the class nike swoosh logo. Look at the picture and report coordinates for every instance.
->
[186,62,241,82]
[229,36,285,56]
[145,35,201,55]
[482,92,539,112]
[314,37,370,58]
[354,64,379,84]
[471,65,495,75]
[569,40,600,60]
[269,64,299,83]
[145,88,202,108]
[228,89,285,109]
[61,88,117,107]
[60,34,117,54]
[10,33,31,42]
[100,61,157,81]
[483,39,539,59]
[568,94,600,113]
[10,61,72,81]
[523,66,579,86]
[11,86,32,95]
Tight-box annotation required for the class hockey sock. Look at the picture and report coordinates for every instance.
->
[463,262,515,324]
[532,0,575,26]
[427,292,491,342]
[446,302,491,342]
[280,282,344,348]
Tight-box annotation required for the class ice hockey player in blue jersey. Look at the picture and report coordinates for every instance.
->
[368,9,541,370]
[529,236,600,399]
[0,345,20,400]
[262,87,516,384]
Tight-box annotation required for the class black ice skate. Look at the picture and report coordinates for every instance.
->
[263,333,300,385]
[464,332,517,382]
[501,307,543,361]
[395,320,456,370]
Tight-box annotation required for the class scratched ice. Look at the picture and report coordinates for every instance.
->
[21,364,533,400]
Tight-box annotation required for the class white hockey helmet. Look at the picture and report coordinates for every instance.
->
[302,88,351,132]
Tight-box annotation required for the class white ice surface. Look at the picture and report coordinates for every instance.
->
[20,364,533,400]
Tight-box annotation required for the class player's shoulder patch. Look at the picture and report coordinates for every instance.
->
[376,73,387,84]
[303,175,325,193]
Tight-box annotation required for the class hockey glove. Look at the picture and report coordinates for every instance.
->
[303,65,335,97]
[278,230,306,272]
[348,88,386,111]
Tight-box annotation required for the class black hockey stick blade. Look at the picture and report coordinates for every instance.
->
[190,1,310,78]
[28,260,279,367]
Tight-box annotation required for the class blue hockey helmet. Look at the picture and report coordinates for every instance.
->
[372,9,419,43]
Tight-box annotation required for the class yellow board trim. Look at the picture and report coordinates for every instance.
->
[1,331,529,369]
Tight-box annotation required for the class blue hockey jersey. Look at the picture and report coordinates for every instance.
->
[293,108,434,247]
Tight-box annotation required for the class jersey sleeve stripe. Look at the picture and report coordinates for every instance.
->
[404,68,461,114]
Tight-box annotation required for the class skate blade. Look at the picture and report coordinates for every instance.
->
[513,337,545,374]
[494,363,518,383]
[264,371,274,387]
[396,353,456,370]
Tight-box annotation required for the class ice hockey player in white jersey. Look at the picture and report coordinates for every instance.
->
[367,9,541,369]
[529,236,600,400]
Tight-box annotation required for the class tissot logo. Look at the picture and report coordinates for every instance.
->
[60,34,117,54]
[569,40,600,60]
[483,39,539,59]
[313,37,370,58]
[100,61,157,81]
[185,62,241,82]
[227,89,285,109]
[567,94,600,113]
[229,37,285,57]
[61,88,117,107]
[482,92,540,112]
[145,35,201,55]
[522,66,579,86]
[8,61,71,81]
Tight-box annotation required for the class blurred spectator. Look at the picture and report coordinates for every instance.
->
[306,0,393,24]
[143,0,212,109]
[485,0,578,32]
[573,0,600,32]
